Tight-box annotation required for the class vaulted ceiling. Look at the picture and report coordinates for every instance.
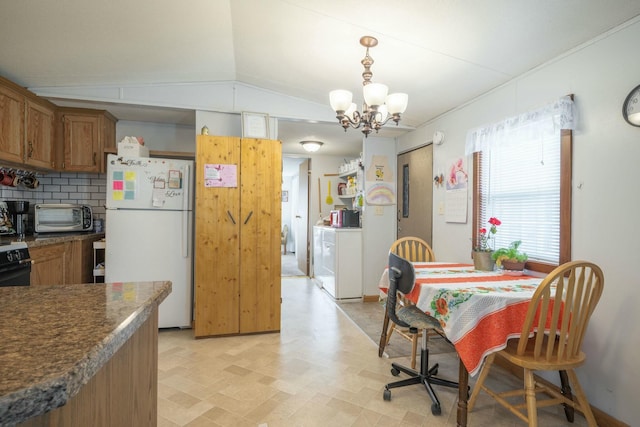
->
[2,1,640,156]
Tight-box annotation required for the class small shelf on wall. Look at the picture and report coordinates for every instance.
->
[339,170,358,179]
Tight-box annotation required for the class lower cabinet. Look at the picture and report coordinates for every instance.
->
[30,236,104,286]
[30,243,70,286]
[313,226,362,299]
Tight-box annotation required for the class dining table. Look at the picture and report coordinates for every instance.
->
[378,262,546,427]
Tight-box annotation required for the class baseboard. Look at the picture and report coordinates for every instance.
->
[362,294,380,303]
[494,357,628,427]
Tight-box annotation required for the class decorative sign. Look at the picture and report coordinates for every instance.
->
[445,157,468,223]
[204,164,238,188]
[241,112,270,138]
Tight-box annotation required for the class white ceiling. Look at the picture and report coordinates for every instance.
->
[2,0,640,157]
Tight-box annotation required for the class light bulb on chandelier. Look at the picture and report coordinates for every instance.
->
[329,36,408,137]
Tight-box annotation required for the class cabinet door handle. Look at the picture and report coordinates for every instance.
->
[27,141,33,158]
[226,210,236,224]
[243,211,253,225]
[93,152,97,166]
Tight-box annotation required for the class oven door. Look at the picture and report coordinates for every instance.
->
[0,261,31,286]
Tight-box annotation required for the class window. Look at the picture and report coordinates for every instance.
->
[468,96,574,273]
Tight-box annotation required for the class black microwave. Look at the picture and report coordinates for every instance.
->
[331,209,360,228]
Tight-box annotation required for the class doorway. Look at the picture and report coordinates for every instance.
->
[282,156,309,277]
[396,144,434,245]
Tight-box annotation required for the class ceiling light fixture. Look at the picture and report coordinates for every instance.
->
[300,140,324,152]
[329,36,408,137]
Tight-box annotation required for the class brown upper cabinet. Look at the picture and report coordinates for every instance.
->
[25,99,56,169]
[0,76,56,170]
[1,75,117,173]
[57,107,116,173]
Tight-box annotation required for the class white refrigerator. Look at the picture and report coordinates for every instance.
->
[105,154,194,328]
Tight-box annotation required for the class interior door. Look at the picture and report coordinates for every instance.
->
[397,145,433,244]
[295,159,309,274]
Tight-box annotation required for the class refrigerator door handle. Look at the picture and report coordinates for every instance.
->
[182,163,192,259]
[183,164,191,212]
[182,210,189,258]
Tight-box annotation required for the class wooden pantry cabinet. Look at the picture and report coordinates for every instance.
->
[57,107,116,173]
[194,135,282,338]
[0,76,56,170]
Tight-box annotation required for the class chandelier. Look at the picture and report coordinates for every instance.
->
[329,36,408,137]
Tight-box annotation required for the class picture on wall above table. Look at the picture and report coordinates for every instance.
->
[445,157,468,223]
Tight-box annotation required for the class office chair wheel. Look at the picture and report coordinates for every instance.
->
[431,403,441,415]
[383,388,391,401]
[390,367,400,376]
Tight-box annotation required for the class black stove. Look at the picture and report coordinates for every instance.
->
[0,242,31,287]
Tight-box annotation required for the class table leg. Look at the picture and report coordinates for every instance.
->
[457,359,469,427]
[378,311,390,357]
[559,370,575,422]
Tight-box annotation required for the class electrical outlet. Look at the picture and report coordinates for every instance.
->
[438,202,444,215]
[375,206,384,215]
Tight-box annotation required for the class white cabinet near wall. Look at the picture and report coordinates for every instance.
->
[313,226,362,299]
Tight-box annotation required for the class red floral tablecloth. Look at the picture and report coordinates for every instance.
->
[379,262,543,376]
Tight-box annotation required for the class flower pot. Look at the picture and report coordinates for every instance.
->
[501,260,525,271]
[473,251,495,271]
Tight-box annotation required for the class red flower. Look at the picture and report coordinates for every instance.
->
[436,298,448,316]
[475,218,501,251]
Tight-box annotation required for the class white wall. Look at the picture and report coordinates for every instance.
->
[398,20,640,425]
[361,136,397,296]
[116,121,195,153]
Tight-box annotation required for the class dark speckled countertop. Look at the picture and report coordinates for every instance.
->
[0,281,171,426]
[0,231,105,248]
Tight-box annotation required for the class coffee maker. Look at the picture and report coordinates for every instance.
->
[5,200,30,239]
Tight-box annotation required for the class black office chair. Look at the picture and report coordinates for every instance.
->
[382,252,459,415]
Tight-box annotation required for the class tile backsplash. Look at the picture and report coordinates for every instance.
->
[0,172,107,220]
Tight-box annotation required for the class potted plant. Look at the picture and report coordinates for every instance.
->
[492,240,528,271]
[472,217,501,271]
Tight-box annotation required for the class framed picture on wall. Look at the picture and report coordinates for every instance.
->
[241,112,270,138]
[282,191,288,202]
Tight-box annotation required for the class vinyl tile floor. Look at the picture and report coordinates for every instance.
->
[157,277,589,426]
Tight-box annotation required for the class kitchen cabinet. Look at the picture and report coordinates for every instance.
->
[25,99,55,169]
[29,234,104,286]
[57,107,117,173]
[0,81,25,165]
[313,226,362,299]
[0,76,55,170]
[30,242,71,286]
[194,135,282,338]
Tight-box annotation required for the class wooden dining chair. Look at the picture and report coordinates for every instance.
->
[378,237,438,369]
[468,260,604,427]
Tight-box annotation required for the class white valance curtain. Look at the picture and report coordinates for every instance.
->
[465,96,576,156]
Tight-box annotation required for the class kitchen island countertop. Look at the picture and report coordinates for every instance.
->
[0,281,171,426]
